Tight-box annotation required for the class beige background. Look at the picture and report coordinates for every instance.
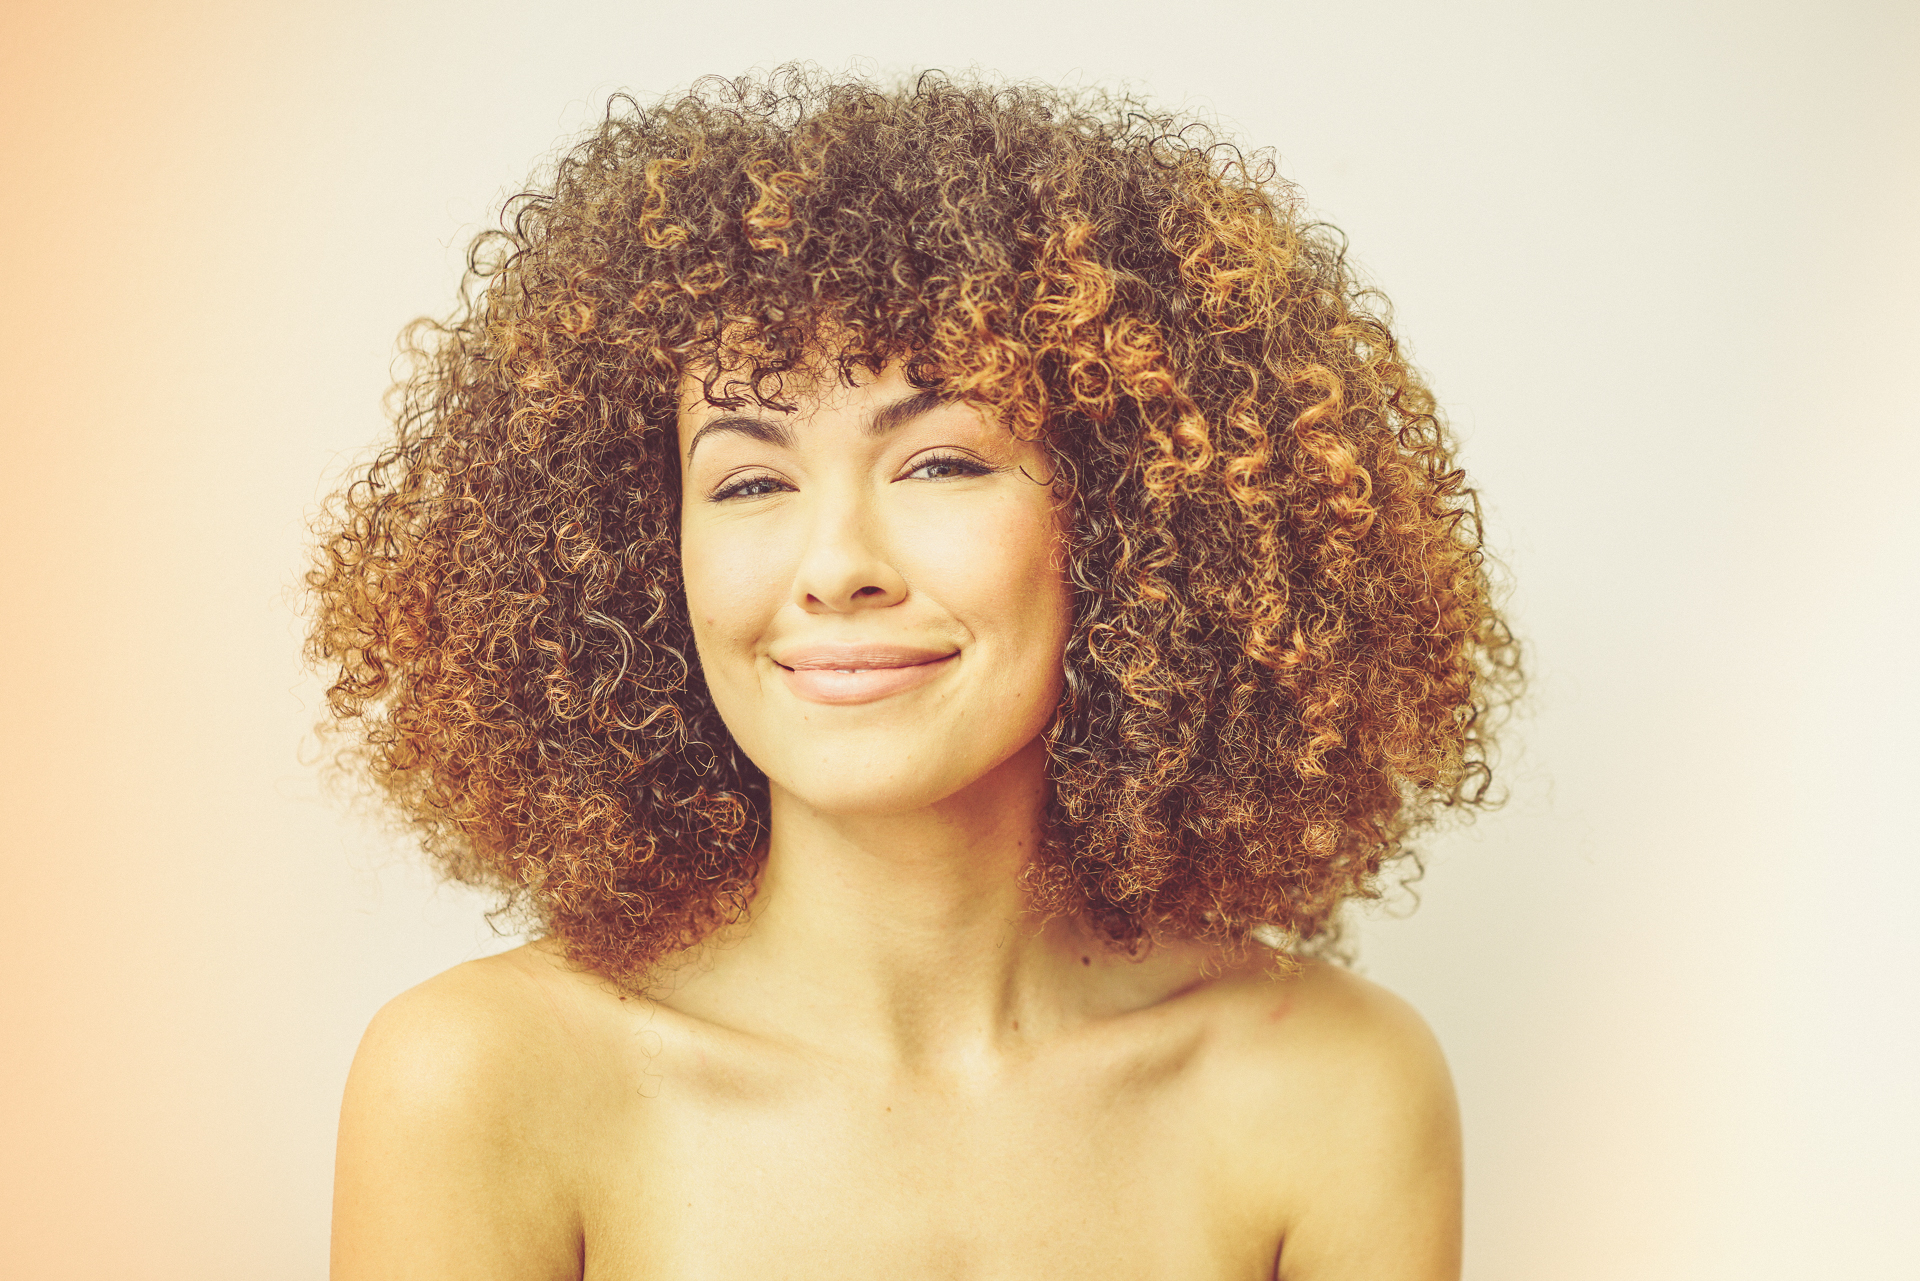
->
[3,0,1915,1276]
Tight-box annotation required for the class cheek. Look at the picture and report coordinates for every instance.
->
[913,493,1071,655]
[680,524,784,655]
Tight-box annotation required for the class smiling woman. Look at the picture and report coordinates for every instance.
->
[680,364,1072,816]
[309,66,1517,1280]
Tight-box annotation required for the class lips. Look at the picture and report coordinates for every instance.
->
[772,643,958,706]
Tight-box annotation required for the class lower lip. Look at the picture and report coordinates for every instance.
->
[777,654,956,705]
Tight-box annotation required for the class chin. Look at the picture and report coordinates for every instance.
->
[765,749,987,818]
[751,721,1051,820]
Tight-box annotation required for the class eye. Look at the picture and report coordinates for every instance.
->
[710,473,791,501]
[904,452,995,482]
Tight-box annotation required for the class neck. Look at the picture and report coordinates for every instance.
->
[672,738,1097,1073]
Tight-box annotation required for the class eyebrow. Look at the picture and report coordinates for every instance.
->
[865,387,951,437]
[684,387,953,461]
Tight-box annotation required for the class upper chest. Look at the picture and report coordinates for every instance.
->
[564,1017,1284,1281]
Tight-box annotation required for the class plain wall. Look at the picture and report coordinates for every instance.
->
[2,1,1914,1276]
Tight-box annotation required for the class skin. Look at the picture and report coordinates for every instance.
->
[331,360,1464,1280]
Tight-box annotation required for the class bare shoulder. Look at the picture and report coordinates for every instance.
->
[1205,957,1450,1083]
[344,943,613,1140]
[352,941,603,1079]
[332,944,611,1281]
[1193,957,1463,1281]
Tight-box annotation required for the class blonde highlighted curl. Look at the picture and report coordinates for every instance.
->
[308,67,1520,979]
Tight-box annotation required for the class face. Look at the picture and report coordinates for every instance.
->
[677,360,1072,817]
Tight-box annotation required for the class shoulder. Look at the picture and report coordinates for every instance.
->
[1214,958,1452,1091]
[348,943,590,1098]
[332,944,611,1280]
[1195,958,1462,1280]
[343,944,595,1145]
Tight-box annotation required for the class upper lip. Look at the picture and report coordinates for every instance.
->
[772,643,957,671]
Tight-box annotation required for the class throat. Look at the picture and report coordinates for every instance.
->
[664,766,1087,1069]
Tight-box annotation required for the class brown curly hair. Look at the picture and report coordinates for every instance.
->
[308,66,1519,980]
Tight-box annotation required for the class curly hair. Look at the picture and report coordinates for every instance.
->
[308,66,1519,980]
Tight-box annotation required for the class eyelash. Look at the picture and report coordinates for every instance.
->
[711,475,788,501]
[708,452,995,501]
[906,452,995,482]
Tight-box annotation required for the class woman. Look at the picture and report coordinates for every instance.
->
[312,68,1517,1279]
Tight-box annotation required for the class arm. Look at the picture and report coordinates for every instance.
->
[331,966,584,1281]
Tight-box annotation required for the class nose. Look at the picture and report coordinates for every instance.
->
[790,496,907,614]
